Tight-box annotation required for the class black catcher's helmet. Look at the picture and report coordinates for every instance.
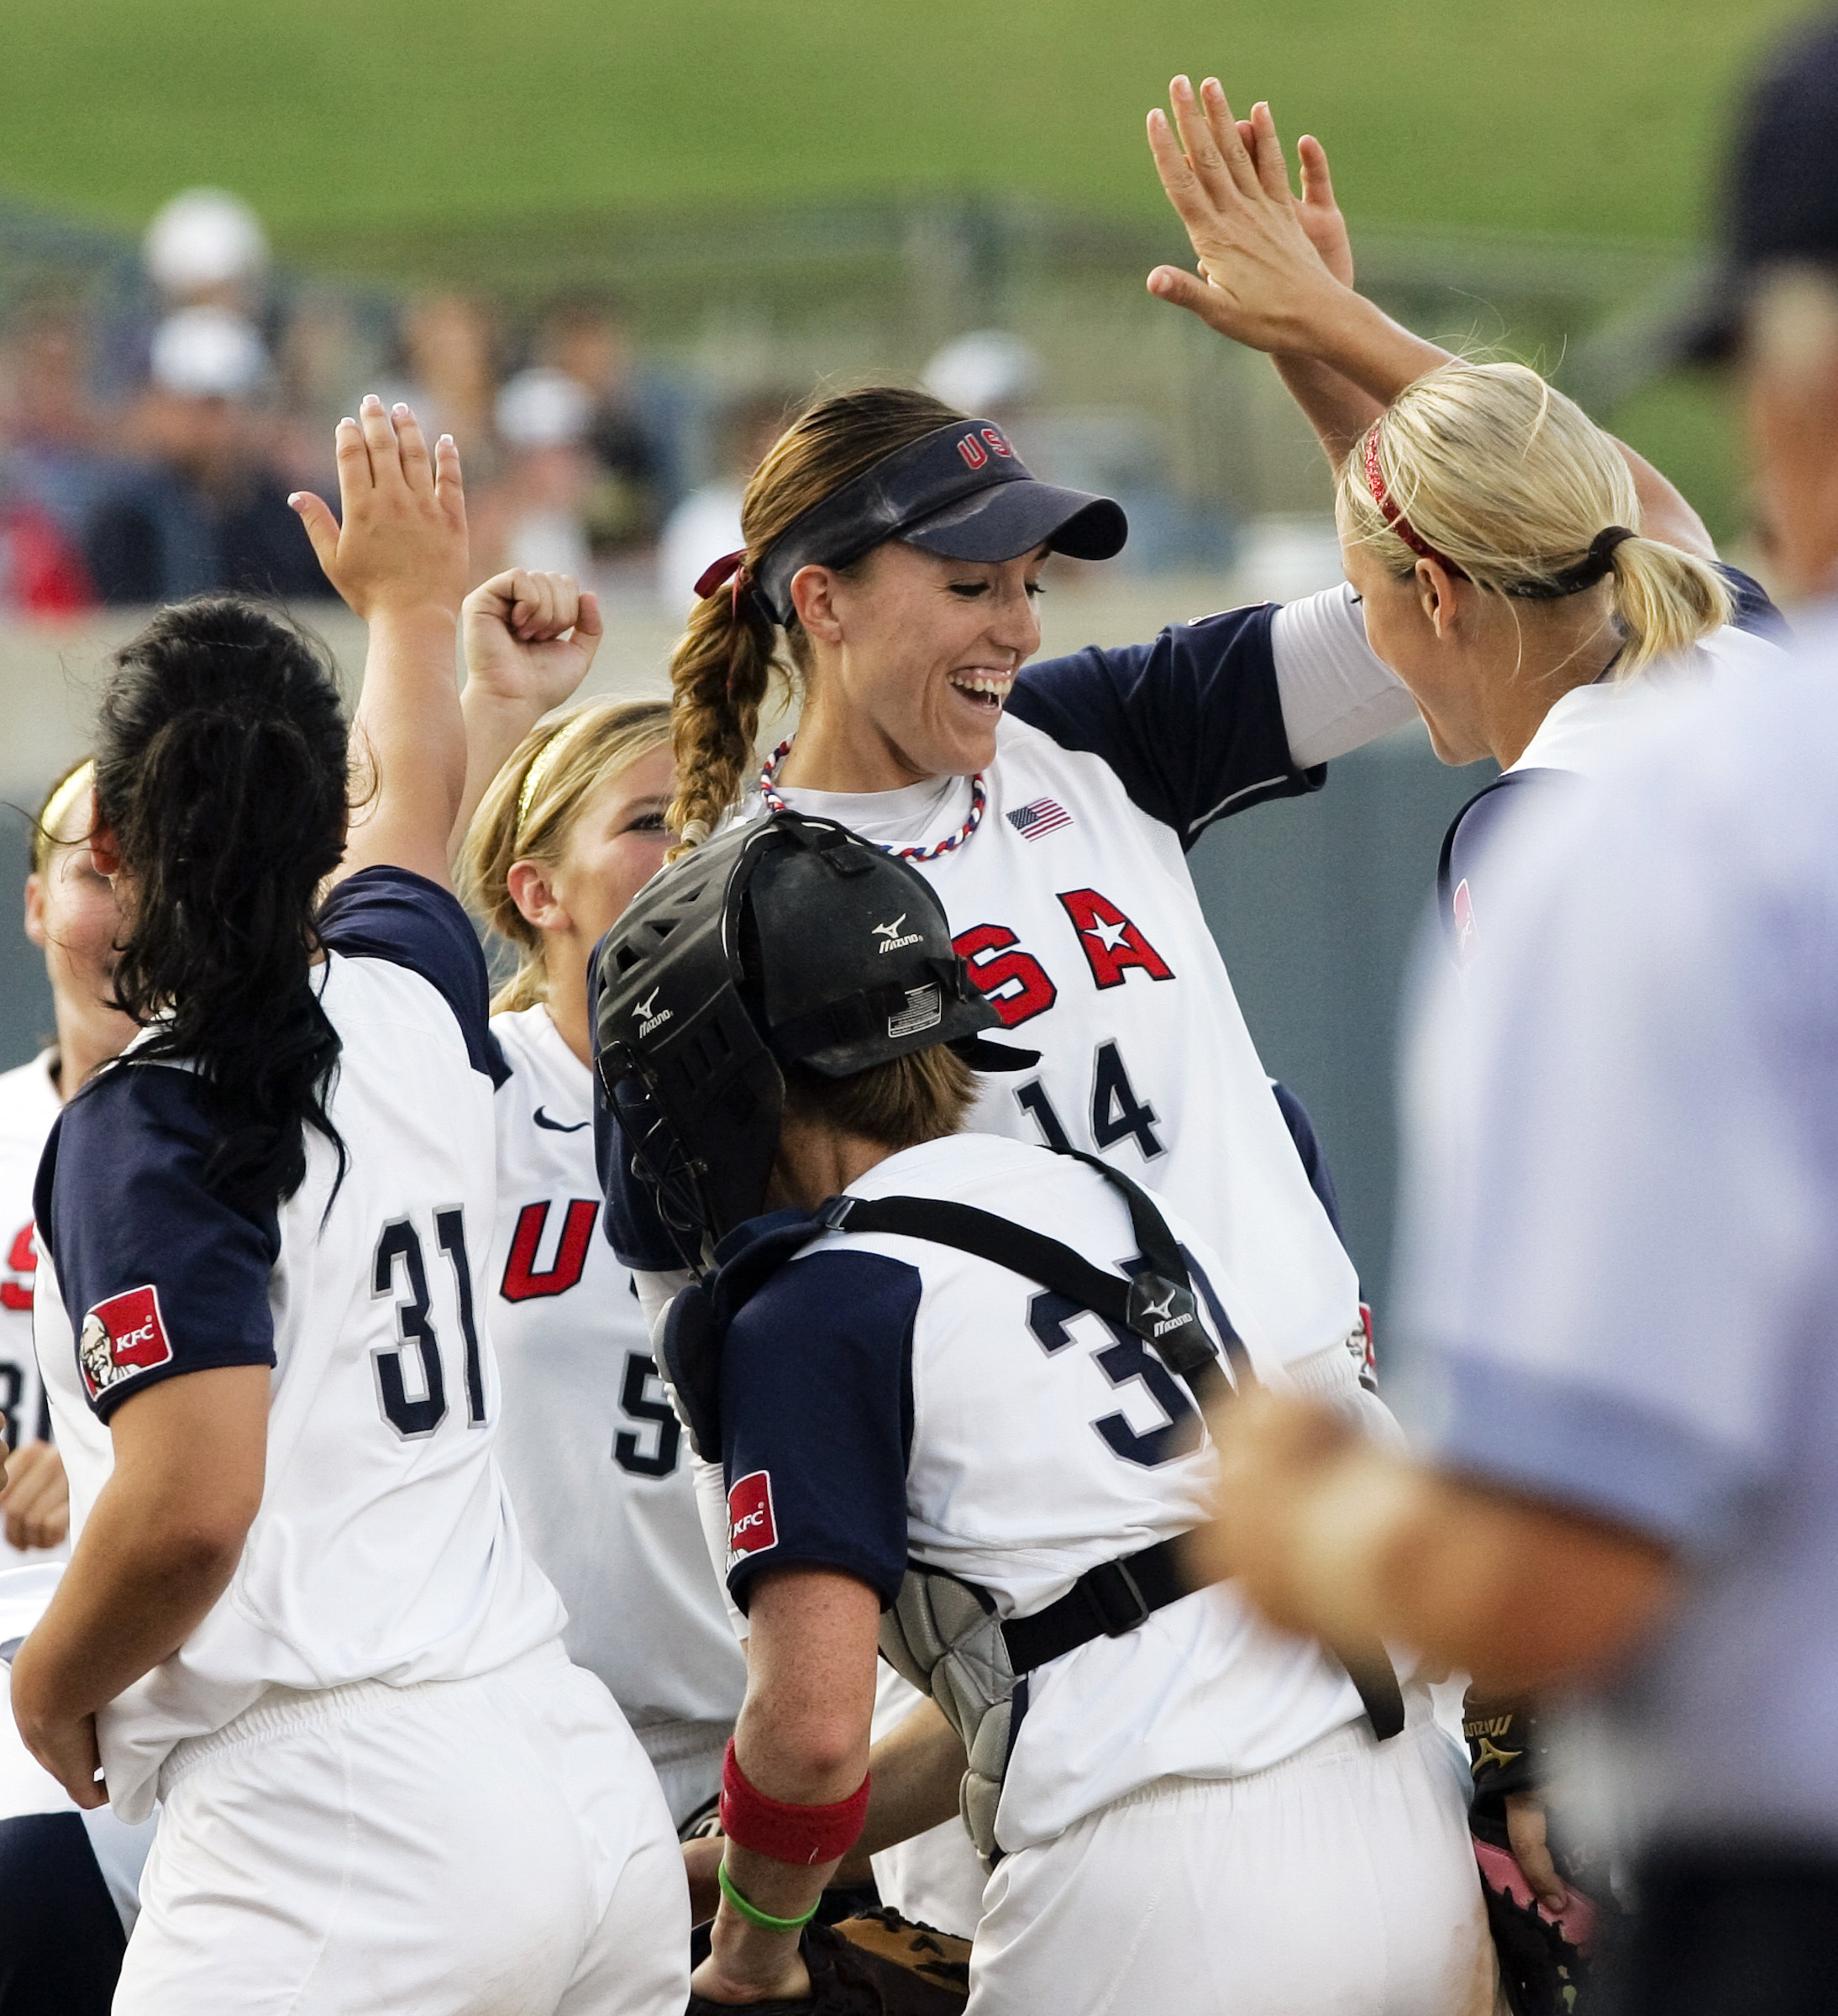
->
[592,810,1032,1257]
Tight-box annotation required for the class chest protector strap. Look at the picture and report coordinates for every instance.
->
[824,1149,1405,1746]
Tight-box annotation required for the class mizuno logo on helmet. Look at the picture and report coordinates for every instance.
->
[636,988,673,1037]
[872,914,923,953]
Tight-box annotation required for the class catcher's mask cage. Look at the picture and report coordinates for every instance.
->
[592,809,1035,1265]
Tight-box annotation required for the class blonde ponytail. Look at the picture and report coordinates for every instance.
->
[1338,361,1730,679]
[1604,535,1733,677]
[664,386,969,858]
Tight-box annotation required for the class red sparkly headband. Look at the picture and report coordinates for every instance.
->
[1363,431,1467,579]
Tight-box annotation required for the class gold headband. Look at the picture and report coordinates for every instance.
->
[35,759,96,871]
[514,712,596,840]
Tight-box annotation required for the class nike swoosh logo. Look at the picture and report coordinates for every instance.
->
[533,1107,590,1134]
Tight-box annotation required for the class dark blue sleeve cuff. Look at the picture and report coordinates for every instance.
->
[1423,1347,1755,1551]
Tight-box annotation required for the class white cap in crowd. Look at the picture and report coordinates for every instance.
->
[144,189,271,298]
[922,330,1042,414]
[496,368,592,450]
[150,307,272,401]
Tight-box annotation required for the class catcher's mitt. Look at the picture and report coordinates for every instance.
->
[687,1909,970,2015]
[1464,1693,1619,2016]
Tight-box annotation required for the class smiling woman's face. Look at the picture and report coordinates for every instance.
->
[788,539,1048,790]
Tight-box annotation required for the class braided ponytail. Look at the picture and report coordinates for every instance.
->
[666,386,966,856]
[667,587,778,854]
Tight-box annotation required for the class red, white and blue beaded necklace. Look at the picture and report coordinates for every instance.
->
[756,738,988,865]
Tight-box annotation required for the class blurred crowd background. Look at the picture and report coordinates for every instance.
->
[0,0,1804,1315]
[0,183,1334,622]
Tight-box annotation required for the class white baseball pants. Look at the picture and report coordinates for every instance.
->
[968,1696,1500,2016]
[115,1641,688,2016]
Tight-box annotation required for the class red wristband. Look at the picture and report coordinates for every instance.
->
[718,1738,870,1866]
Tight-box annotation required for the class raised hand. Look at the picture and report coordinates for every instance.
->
[316,398,475,890]
[1146,78,1348,354]
[462,569,604,718]
[291,396,470,626]
[1293,133,1354,290]
[1230,117,1354,289]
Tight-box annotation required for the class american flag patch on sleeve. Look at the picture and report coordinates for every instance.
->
[1006,796,1072,839]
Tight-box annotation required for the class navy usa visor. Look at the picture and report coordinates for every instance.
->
[754,418,1127,626]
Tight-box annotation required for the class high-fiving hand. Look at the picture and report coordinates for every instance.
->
[1146,77,1353,353]
[291,395,470,625]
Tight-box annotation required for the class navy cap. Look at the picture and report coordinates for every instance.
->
[1673,15,1838,362]
[753,418,1126,625]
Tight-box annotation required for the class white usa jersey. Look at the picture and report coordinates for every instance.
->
[1437,612,1788,965]
[708,1133,1372,1852]
[0,1050,63,1569]
[488,1005,744,1756]
[33,870,564,1823]
[608,604,1363,1369]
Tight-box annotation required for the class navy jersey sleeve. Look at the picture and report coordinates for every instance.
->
[1715,563,1790,645]
[317,866,505,1084]
[1006,605,1323,849]
[719,1248,921,1613]
[1269,1080,1344,1242]
[35,1065,280,1423]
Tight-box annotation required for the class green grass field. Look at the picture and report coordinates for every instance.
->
[0,0,1813,255]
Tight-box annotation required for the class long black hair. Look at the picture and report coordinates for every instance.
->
[94,597,349,1213]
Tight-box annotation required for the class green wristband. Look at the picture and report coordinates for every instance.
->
[717,1860,820,1935]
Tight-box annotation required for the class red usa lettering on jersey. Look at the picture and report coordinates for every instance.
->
[499,1199,599,1303]
[953,890,1174,1025]
[1058,889,1174,990]
[1,1221,35,1312]
[77,1284,175,1402]
[727,1470,778,1560]
[953,923,1058,1028]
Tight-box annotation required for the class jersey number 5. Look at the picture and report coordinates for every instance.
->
[371,1210,487,1439]
[612,1352,682,1478]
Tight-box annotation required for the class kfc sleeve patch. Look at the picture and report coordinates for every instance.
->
[727,1470,778,1562]
[79,1284,175,1401]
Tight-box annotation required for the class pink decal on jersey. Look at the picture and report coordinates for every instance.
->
[499,1199,599,1303]
[1452,878,1481,966]
[727,1471,778,1559]
[1057,890,1175,990]
[1,1220,35,1311]
[953,922,1058,1028]
[77,1284,174,1402]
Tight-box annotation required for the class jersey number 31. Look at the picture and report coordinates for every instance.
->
[371,1211,487,1439]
